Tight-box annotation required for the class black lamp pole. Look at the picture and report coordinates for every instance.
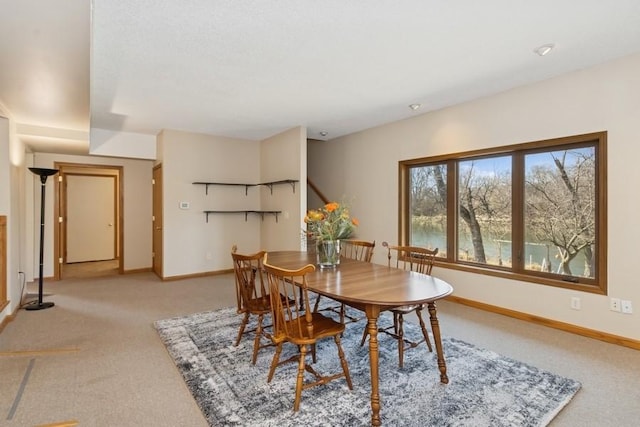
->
[26,167,59,311]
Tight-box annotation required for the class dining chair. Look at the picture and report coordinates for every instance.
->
[231,245,273,365]
[263,254,353,411]
[360,241,439,368]
[313,239,375,323]
[341,239,376,263]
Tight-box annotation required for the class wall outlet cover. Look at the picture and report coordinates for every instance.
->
[610,297,621,312]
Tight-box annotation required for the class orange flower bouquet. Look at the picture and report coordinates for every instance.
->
[304,201,359,242]
[304,201,359,267]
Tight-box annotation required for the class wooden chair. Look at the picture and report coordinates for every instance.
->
[313,239,375,323]
[360,241,439,368]
[263,254,353,411]
[341,239,376,263]
[231,246,273,365]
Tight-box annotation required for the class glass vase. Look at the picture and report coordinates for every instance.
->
[316,240,341,268]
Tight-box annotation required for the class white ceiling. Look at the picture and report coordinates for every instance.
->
[2,1,640,155]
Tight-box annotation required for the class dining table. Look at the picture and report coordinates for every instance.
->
[264,251,454,426]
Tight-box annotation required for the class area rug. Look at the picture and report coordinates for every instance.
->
[154,306,581,427]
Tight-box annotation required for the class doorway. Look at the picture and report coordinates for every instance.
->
[54,162,124,279]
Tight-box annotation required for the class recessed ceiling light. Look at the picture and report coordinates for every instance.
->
[409,103,421,111]
[319,131,328,137]
[534,43,555,56]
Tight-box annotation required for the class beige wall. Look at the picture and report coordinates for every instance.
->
[90,128,156,159]
[158,128,305,278]
[0,116,11,319]
[308,52,640,341]
[1,114,29,321]
[260,126,307,251]
[159,129,262,277]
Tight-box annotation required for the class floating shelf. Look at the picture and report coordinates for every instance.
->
[260,179,298,194]
[203,210,282,223]
[195,179,295,223]
[193,179,298,195]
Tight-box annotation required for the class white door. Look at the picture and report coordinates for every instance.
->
[66,175,116,263]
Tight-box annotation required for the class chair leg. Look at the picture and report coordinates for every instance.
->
[334,335,353,390]
[415,308,433,352]
[393,312,400,334]
[234,312,250,346]
[311,343,317,363]
[360,325,369,346]
[397,313,405,368]
[251,314,264,365]
[313,294,322,313]
[267,343,283,383]
[294,345,307,411]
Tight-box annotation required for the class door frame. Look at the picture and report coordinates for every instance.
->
[54,162,124,280]
[152,164,163,278]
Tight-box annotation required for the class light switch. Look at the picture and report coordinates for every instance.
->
[179,201,190,210]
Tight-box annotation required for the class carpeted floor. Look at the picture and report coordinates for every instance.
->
[155,306,581,427]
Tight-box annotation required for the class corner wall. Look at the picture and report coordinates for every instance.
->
[158,130,262,277]
[158,127,306,278]
[260,126,307,251]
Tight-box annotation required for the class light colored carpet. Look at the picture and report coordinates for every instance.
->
[1,272,639,426]
[61,259,119,279]
[155,306,581,426]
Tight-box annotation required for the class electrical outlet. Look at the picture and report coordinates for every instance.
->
[621,300,633,314]
[610,297,621,312]
[570,297,581,310]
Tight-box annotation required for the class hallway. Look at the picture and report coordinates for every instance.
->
[61,259,119,279]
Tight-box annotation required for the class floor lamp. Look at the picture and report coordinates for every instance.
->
[26,167,59,311]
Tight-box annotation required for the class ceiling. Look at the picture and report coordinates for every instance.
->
[2,1,640,155]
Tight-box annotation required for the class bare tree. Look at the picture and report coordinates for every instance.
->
[525,149,595,277]
[458,162,487,263]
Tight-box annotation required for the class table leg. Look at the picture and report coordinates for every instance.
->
[427,301,449,384]
[365,305,381,426]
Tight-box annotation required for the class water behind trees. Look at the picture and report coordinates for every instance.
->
[412,223,590,277]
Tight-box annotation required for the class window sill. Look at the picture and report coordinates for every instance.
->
[433,260,606,295]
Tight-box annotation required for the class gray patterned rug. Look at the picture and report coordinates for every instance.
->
[154,306,580,426]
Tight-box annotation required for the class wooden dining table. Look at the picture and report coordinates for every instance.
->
[264,251,454,426]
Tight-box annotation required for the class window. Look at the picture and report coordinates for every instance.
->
[400,132,607,293]
[409,164,448,256]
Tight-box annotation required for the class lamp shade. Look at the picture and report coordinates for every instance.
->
[29,168,59,183]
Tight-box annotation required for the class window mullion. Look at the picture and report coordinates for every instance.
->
[511,153,524,272]
[447,159,457,263]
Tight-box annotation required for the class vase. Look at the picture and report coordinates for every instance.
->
[316,240,341,268]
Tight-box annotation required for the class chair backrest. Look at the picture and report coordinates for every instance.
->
[263,254,316,342]
[382,241,438,275]
[340,239,375,262]
[231,245,268,313]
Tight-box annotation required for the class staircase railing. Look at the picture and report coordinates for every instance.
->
[307,178,330,205]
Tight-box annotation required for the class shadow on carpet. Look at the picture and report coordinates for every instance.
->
[154,306,580,427]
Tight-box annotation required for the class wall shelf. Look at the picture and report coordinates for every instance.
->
[193,179,298,195]
[203,210,282,223]
[260,179,298,194]
[195,179,295,223]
